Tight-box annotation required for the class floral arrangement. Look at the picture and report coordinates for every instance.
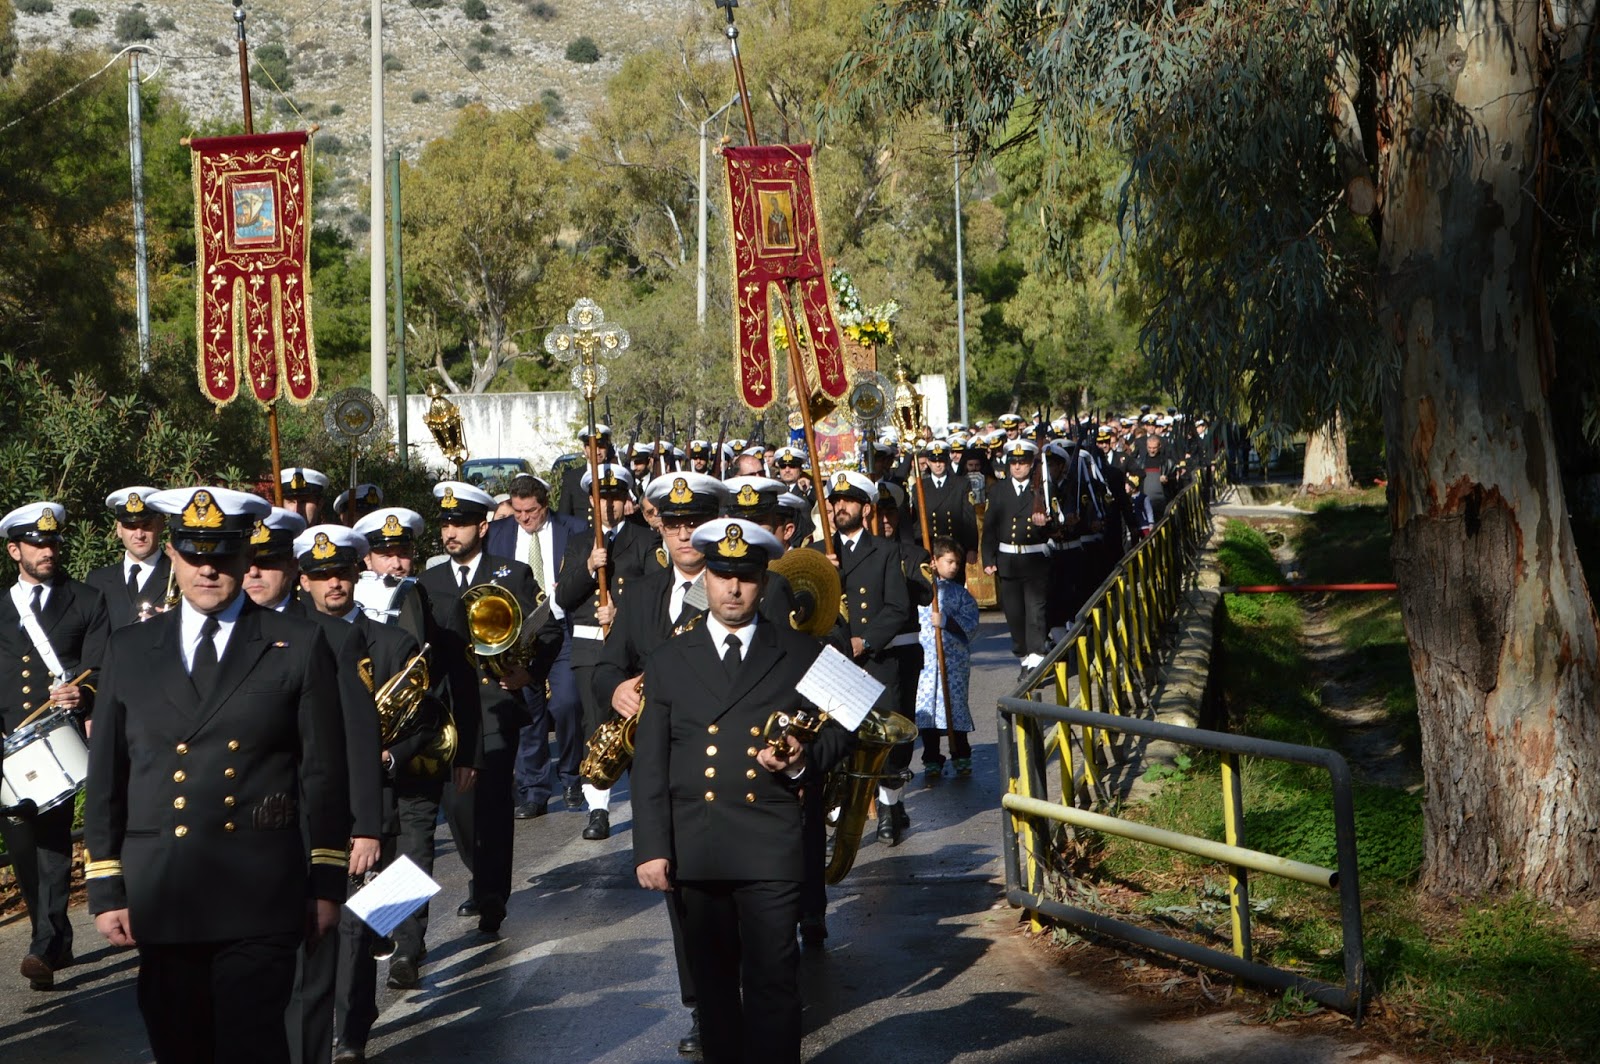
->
[830,267,900,350]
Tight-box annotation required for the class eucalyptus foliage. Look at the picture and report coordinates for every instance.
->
[828,0,1598,443]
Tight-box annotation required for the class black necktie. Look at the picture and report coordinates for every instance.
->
[192,615,221,699]
[722,633,742,676]
[29,585,42,618]
[458,565,471,591]
[127,564,142,600]
[674,580,694,628]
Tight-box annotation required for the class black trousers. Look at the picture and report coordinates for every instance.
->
[288,922,337,1064]
[137,932,301,1064]
[799,785,827,921]
[674,879,802,1064]
[885,644,923,778]
[514,644,582,803]
[0,799,74,962]
[390,783,443,961]
[442,742,516,910]
[997,553,1051,658]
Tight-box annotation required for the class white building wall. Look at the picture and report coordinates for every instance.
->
[388,391,584,477]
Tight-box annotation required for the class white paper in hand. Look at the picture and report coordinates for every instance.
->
[345,855,442,938]
[795,645,884,733]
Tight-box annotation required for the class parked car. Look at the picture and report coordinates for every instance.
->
[460,457,535,493]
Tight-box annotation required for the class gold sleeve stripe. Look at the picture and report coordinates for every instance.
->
[84,859,123,879]
[311,854,348,868]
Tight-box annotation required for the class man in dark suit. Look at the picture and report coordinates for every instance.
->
[486,473,590,816]
[0,501,110,989]
[293,523,433,1064]
[418,481,545,935]
[983,439,1056,676]
[553,464,659,839]
[634,518,854,1064]
[84,487,349,1063]
[808,471,913,839]
[85,486,172,628]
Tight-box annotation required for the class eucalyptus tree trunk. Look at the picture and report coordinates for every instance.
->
[1301,411,1352,493]
[1378,1,1600,901]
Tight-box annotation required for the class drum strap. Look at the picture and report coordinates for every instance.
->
[18,610,68,686]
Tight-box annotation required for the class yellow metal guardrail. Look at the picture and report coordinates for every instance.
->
[998,482,1368,1016]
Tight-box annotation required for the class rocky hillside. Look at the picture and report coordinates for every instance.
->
[12,0,700,229]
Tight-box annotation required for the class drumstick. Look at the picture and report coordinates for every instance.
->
[16,669,93,730]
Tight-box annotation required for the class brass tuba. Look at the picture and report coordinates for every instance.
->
[771,547,841,639]
[822,709,918,884]
[462,583,546,678]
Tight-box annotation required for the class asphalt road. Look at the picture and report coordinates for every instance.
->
[0,618,1404,1063]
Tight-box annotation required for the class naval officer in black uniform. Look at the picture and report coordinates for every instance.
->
[85,487,349,1064]
[1,501,110,989]
[85,486,171,628]
[982,439,1056,674]
[633,517,854,1064]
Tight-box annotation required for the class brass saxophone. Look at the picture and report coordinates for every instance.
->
[581,676,640,789]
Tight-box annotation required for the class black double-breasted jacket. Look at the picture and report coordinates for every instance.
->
[909,475,978,554]
[0,577,110,733]
[417,552,546,754]
[981,479,1057,577]
[807,532,911,656]
[631,618,853,882]
[83,601,350,943]
[554,521,662,669]
[85,553,172,630]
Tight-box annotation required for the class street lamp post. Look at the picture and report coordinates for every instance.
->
[697,94,741,327]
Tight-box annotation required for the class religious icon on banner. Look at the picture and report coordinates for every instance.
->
[723,144,848,413]
[190,130,318,408]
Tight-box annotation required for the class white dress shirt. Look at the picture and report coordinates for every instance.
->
[704,612,755,662]
[9,578,51,619]
[668,568,704,620]
[123,553,159,594]
[516,523,561,618]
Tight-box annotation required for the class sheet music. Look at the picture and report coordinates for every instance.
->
[344,855,441,938]
[795,645,883,732]
[683,576,708,613]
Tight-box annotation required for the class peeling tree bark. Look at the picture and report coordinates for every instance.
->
[1302,411,1353,493]
[1378,1,1600,902]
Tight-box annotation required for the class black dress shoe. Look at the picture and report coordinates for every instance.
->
[564,784,584,809]
[582,809,611,840]
[387,955,420,989]
[893,803,910,832]
[456,898,480,918]
[478,898,506,935]
[876,806,895,843]
[20,954,53,991]
[514,801,548,820]
[677,1013,702,1057]
[332,1040,366,1063]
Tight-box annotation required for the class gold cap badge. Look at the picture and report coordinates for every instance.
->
[736,485,760,506]
[289,471,307,490]
[250,520,271,545]
[834,473,851,491]
[360,487,379,504]
[311,532,336,560]
[440,487,457,509]
[182,491,223,529]
[36,509,59,532]
[125,492,145,513]
[719,524,748,557]
[381,514,403,537]
[668,477,692,504]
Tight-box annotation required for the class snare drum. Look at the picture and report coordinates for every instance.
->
[1,710,90,814]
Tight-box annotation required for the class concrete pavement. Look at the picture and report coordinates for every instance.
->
[0,618,1405,1063]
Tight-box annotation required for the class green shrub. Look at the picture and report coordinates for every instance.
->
[67,7,100,28]
[411,89,430,104]
[564,35,599,63]
[114,8,154,41]
[411,0,446,6]
[462,0,489,19]
[250,41,293,91]
[16,0,53,15]
[525,0,556,19]
[153,14,174,30]
[464,52,484,72]
[382,54,403,72]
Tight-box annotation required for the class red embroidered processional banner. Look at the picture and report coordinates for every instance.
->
[191,131,317,407]
[723,144,848,412]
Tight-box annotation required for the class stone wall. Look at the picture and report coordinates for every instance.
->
[387,391,584,477]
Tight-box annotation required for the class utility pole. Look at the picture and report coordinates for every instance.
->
[128,48,151,373]
[369,0,388,402]
[390,148,408,465]
[697,94,739,327]
[952,128,969,424]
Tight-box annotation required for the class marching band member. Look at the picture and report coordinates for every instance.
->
[85,487,349,1063]
[982,439,1055,677]
[85,487,170,628]
[1,501,109,990]
[280,467,331,525]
